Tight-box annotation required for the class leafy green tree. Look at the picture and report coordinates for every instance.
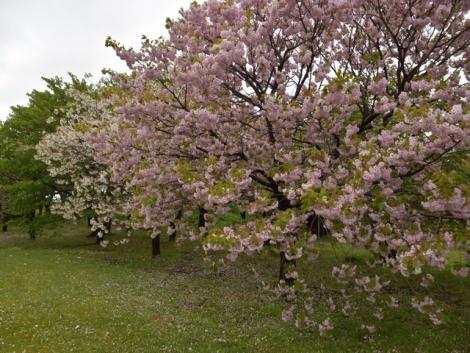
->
[0,75,90,238]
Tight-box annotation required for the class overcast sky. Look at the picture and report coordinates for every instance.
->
[0,0,192,121]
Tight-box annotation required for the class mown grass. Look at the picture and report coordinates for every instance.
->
[0,222,468,353]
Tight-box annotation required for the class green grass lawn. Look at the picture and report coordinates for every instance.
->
[0,223,468,353]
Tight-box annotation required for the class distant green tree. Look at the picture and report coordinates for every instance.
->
[0,75,90,238]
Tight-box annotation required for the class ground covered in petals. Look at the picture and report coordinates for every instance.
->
[0,223,468,353]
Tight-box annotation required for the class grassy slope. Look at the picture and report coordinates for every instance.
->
[0,223,468,353]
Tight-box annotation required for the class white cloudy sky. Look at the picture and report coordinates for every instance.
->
[0,0,192,120]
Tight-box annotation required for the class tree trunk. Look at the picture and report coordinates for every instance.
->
[27,212,36,240]
[86,228,104,244]
[86,220,111,244]
[169,211,182,242]
[168,222,176,242]
[152,235,161,258]
[2,222,7,233]
[28,225,36,239]
[198,207,207,228]
[96,233,105,245]
[279,251,296,286]
[240,211,246,220]
[105,219,112,234]
[87,216,92,227]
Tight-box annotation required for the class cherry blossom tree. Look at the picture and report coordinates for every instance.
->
[36,88,131,245]
[101,0,469,333]
[86,77,198,252]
